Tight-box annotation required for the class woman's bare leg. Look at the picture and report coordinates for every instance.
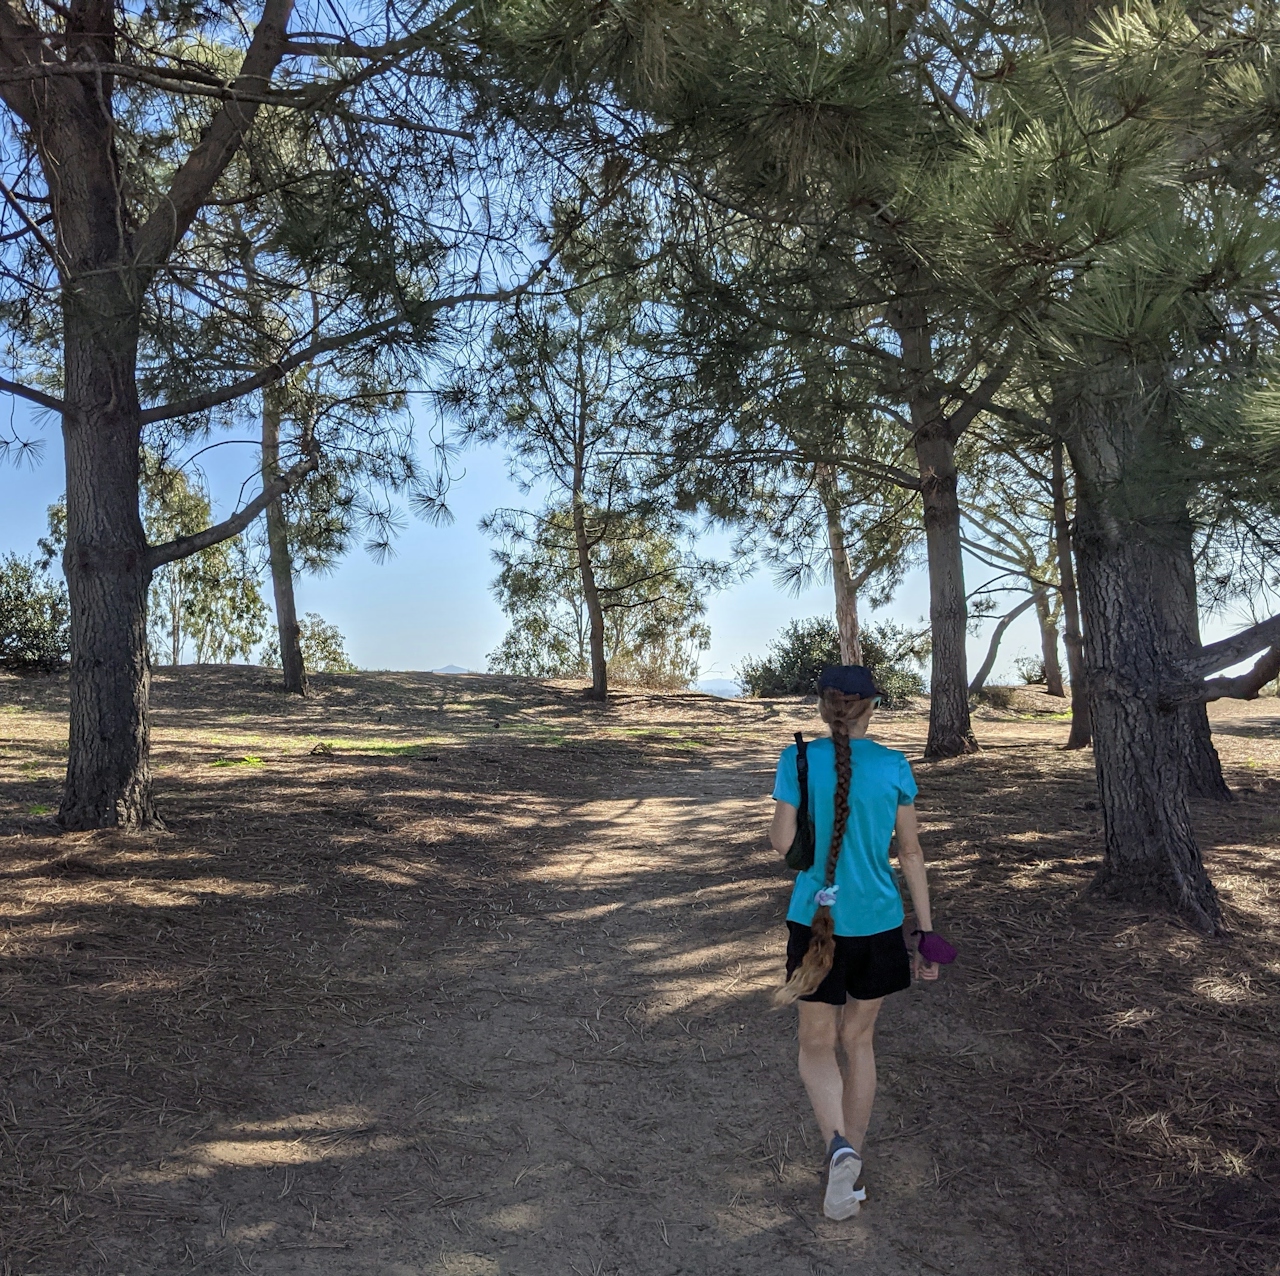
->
[838,997,883,1153]
[796,1001,845,1144]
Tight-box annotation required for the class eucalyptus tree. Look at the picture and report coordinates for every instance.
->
[140,459,268,666]
[0,0,556,827]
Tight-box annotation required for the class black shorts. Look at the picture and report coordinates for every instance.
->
[785,922,912,1004]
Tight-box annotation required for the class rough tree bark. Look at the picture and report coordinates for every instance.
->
[262,388,307,694]
[891,296,979,758]
[816,464,863,664]
[1051,441,1091,748]
[0,0,296,827]
[46,0,158,828]
[1157,523,1231,802]
[915,428,978,756]
[1066,387,1222,933]
[1033,587,1066,696]
[60,297,159,828]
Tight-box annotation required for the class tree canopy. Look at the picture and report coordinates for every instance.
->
[3,0,1280,933]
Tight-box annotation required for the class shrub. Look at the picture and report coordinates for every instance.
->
[263,613,356,674]
[736,616,927,706]
[736,617,840,697]
[0,554,69,671]
[861,621,929,707]
[1014,654,1046,685]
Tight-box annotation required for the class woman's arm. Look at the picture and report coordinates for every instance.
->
[769,801,797,854]
[893,804,939,980]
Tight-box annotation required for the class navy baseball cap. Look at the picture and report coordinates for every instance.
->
[818,665,882,699]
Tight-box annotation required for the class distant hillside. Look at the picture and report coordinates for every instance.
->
[698,678,742,699]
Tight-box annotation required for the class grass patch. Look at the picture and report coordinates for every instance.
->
[210,754,265,768]
[604,727,685,739]
[26,803,52,815]
[314,739,447,756]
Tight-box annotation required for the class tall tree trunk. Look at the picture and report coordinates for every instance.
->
[262,389,307,695]
[1067,390,1221,933]
[1052,441,1092,748]
[969,595,1036,695]
[1033,587,1066,696]
[816,464,862,664]
[573,499,608,701]
[58,305,158,830]
[170,566,181,666]
[915,429,978,757]
[1156,523,1231,802]
[891,291,977,759]
[1180,701,1230,800]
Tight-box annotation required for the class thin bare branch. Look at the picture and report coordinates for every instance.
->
[0,374,64,413]
[1180,613,1280,680]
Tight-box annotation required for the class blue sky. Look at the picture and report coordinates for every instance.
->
[0,395,1128,685]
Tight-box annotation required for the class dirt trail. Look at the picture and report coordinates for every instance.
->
[3,670,1278,1275]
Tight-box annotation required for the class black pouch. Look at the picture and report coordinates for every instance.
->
[784,732,815,872]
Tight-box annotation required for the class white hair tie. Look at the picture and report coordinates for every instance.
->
[815,885,838,908]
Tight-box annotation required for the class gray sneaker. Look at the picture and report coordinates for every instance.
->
[823,1149,863,1220]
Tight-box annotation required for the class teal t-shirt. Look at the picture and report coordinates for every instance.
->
[773,735,917,937]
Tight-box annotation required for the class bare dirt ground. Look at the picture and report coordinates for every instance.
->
[1,668,1278,1276]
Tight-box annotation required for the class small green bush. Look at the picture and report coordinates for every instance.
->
[861,621,928,706]
[263,612,356,674]
[736,616,927,706]
[736,617,839,698]
[0,554,69,671]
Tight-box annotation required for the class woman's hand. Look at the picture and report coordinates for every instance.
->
[913,952,940,982]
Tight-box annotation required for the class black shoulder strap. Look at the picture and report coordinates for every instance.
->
[794,732,808,815]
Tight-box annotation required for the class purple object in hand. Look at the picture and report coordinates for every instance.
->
[915,930,957,965]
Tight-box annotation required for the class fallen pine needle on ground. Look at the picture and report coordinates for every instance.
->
[1,667,1277,1275]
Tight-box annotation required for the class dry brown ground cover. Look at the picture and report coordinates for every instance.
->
[1,667,1278,1276]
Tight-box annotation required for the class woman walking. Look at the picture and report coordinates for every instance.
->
[768,664,947,1220]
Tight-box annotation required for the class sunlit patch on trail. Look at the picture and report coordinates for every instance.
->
[1191,973,1256,1004]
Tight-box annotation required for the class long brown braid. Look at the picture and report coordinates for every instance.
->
[775,688,874,1006]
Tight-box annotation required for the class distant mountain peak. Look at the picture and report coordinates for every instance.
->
[432,664,470,675]
[698,678,743,699]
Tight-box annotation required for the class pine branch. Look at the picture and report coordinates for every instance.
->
[147,440,319,568]
[1165,643,1280,705]
[0,374,64,413]
[1198,645,1280,702]
[132,0,294,276]
[1180,612,1280,680]
[139,313,408,423]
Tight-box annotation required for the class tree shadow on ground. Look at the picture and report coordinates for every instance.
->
[1,670,1277,1275]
